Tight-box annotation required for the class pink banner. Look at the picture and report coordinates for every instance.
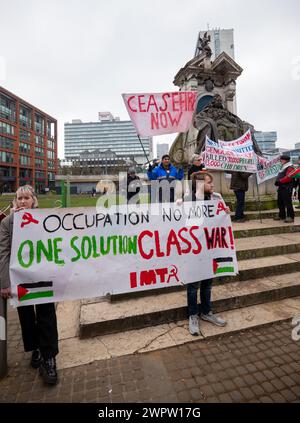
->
[122,92,196,136]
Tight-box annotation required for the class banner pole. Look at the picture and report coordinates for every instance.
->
[0,296,7,379]
[255,174,263,224]
[137,135,150,165]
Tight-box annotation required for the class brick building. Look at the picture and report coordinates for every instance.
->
[0,86,57,193]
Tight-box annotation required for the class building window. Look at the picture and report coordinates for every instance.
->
[19,168,32,178]
[19,155,31,166]
[35,146,44,157]
[35,113,44,134]
[0,94,16,122]
[35,158,44,168]
[20,129,31,142]
[35,135,44,146]
[47,139,55,149]
[48,160,55,169]
[35,170,45,179]
[19,142,31,154]
[0,151,14,163]
[0,135,14,150]
[0,166,16,177]
[0,121,15,135]
[20,105,32,129]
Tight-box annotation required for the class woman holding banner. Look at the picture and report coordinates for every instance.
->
[0,185,59,385]
[187,172,228,336]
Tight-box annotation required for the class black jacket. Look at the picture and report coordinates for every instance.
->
[188,164,205,180]
[127,174,141,200]
[230,172,251,191]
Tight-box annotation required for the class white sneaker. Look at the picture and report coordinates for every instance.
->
[201,311,227,327]
[189,314,200,335]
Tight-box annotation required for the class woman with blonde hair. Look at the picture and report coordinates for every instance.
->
[0,185,59,385]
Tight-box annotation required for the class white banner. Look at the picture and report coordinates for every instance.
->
[256,154,282,184]
[218,129,253,153]
[10,202,238,306]
[204,136,257,173]
[122,92,196,136]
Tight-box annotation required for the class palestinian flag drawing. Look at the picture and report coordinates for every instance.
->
[17,281,54,302]
[213,257,235,274]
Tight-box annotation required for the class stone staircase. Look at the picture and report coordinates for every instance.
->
[78,209,300,340]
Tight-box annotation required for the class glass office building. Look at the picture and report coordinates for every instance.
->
[64,114,152,165]
[254,131,277,154]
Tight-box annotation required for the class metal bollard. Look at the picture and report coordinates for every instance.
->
[0,296,7,379]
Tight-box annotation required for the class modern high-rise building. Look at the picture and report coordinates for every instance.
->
[0,86,57,193]
[156,143,169,159]
[254,131,277,154]
[195,28,235,60]
[64,113,152,166]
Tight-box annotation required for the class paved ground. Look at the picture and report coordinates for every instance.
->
[0,307,300,403]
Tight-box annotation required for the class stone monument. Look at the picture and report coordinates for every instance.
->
[169,39,276,199]
[170,47,263,165]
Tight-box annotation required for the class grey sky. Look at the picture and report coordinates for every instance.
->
[1,0,300,158]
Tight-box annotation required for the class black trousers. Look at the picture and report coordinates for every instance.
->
[17,302,59,359]
[278,186,294,219]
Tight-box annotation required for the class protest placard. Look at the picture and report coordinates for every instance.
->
[203,136,257,173]
[10,202,238,306]
[122,92,196,136]
[256,154,282,184]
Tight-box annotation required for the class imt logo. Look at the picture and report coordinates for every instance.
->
[291,314,300,341]
[130,265,179,289]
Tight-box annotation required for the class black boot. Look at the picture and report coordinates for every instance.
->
[31,349,42,369]
[39,357,58,385]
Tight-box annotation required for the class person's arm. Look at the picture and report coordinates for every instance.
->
[147,163,159,180]
[0,216,12,298]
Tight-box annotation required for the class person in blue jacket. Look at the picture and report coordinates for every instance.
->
[147,154,183,203]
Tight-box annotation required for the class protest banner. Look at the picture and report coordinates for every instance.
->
[203,136,257,173]
[218,129,253,149]
[122,92,197,136]
[256,154,282,184]
[218,129,253,154]
[10,202,238,306]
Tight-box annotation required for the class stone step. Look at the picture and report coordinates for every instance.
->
[109,249,300,303]
[57,296,300,369]
[233,217,300,238]
[236,232,300,260]
[79,271,300,338]
[235,208,300,221]
[219,251,300,283]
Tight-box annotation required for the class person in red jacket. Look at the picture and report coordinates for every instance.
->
[273,155,295,223]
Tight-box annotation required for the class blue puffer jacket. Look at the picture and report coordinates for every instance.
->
[147,163,184,181]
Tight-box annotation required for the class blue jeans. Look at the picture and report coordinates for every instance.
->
[187,279,212,316]
[234,190,246,219]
